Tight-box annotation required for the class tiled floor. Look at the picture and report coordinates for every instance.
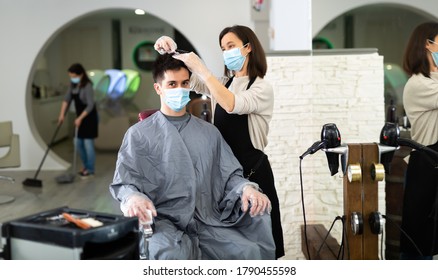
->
[0,138,122,223]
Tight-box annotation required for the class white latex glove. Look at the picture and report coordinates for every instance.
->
[241,185,271,217]
[154,36,177,54]
[173,52,213,81]
[120,193,157,225]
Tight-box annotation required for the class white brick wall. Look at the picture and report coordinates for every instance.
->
[265,52,385,259]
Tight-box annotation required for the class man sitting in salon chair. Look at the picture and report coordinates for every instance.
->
[109,54,275,260]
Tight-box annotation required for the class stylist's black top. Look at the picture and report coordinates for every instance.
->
[214,76,285,258]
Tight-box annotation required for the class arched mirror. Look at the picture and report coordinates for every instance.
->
[314,3,437,261]
[30,8,197,161]
[314,3,436,123]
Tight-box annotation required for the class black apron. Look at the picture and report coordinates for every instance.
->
[72,87,98,139]
[214,76,285,258]
[400,141,438,257]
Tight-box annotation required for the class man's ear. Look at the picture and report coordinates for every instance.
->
[153,83,162,96]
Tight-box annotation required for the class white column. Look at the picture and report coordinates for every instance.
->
[269,0,312,51]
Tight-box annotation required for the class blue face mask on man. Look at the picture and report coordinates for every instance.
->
[163,88,191,112]
[70,77,81,84]
[223,43,249,71]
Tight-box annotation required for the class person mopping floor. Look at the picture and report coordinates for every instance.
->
[57,63,99,179]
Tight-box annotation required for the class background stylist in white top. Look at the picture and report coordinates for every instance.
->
[400,21,438,260]
[155,25,284,258]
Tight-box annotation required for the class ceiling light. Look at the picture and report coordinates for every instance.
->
[135,9,146,15]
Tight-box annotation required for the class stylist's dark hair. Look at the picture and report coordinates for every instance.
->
[68,63,92,88]
[152,53,192,83]
[219,25,267,80]
[403,21,438,78]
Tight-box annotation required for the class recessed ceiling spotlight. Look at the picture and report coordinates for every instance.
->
[135,9,146,15]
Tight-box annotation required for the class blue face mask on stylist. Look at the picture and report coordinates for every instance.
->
[70,77,81,84]
[163,88,191,112]
[223,43,249,71]
[431,52,438,67]
[428,39,438,67]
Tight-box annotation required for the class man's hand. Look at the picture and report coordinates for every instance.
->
[241,185,271,217]
[121,194,157,225]
[173,52,212,81]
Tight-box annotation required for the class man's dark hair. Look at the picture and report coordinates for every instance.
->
[152,53,191,82]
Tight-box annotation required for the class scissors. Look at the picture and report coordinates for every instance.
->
[158,48,190,55]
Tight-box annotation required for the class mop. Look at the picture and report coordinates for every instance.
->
[23,101,71,187]
[22,121,64,187]
[55,126,78,184]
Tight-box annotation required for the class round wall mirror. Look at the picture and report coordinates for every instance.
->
[30,8,197,160]
[314,3,436,124]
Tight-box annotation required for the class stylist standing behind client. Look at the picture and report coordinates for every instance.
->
[401,21,438,259]
[58,63,98,178]
[155,25,284,258]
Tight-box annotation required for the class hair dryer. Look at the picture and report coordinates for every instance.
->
[300,123,341,159]
[378,122,400,174]
[300,123,346,176]
[379,122,438,173]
